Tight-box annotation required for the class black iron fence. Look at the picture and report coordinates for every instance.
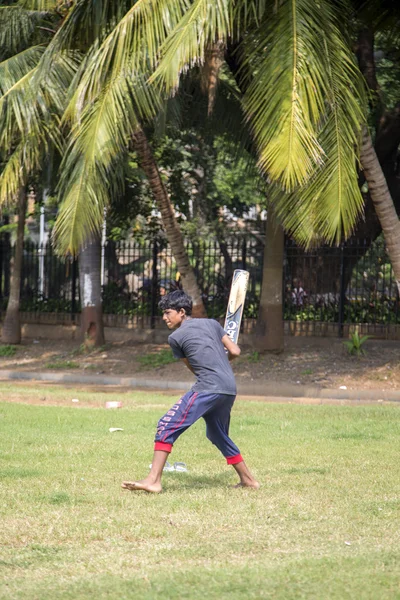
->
[0,236,398,332]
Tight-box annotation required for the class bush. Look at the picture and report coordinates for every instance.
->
[0,345,16,357]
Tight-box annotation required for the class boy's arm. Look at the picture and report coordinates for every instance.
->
[222,334,241,361]
[181,358,195,374]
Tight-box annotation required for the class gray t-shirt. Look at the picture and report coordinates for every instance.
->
[168,318,236,395]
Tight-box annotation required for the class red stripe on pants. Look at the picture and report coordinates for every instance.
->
[226,453,243,465]
[154,442,173,453]
[162,392,198,443]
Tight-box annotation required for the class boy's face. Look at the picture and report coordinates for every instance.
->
[162,308,186,329]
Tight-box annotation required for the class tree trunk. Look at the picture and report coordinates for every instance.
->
[350,27,400,247]
[1,189,27,344]
[79,235,105,349]
[253,213,284,352]
[2,215,11,299]
[132,127,207,318]
[360,128,400,295]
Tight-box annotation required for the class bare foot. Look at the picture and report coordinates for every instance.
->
[233,480,260,489]
[121,479,162,493]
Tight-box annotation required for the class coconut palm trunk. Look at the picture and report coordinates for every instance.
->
[360,128,400,295]
[1,188,27,344]
[132,127,206,317]
[79,235,105,349]
[253,212,284,352]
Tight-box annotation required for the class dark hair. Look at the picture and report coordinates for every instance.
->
[158,290,192,316]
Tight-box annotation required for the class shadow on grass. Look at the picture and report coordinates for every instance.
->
[163,471,233,491]
[36,491,91,506]
[0,544,66,570]
[0,468,41,479]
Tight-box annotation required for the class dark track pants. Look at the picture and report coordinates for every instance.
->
[154,390,243,464]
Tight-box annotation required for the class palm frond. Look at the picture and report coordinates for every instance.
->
[42,50,80,115]
[269,17,367,246]
[38,0,187,104]
[0,136,42,205]
[0,46,75,151]
[242,0,333,190]
[0,45,45,95]
[0,63,43,148]
[39,0,134,50]
[232,0,269,31]
[151,0,232,92]
[311,26,366,244]
[0,6,47,58]
[54,75,145,254]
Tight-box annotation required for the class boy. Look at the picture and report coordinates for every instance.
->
[122,290,259,493]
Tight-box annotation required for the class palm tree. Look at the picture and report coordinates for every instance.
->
[41,0,369,334]
[0,2,75,343]
[36,0,208,316]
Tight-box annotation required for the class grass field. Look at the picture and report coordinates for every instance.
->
[1,384,400,599]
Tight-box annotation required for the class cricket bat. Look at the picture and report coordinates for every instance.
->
[224,269,249,344]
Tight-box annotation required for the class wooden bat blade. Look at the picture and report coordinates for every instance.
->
[224,269,249,343]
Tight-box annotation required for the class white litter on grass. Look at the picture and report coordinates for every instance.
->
[149,462,188,472]
[105,401,122,409]
[344,541,351,546]
[173,462,188,472]
[72,398,79,403]
[339,386,347,390]
[109,428,123,433]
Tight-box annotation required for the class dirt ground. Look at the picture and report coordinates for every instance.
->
[0,334,400,392]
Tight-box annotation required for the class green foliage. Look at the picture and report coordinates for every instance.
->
[137,349,176,368]
[17,297,77,313]
[284,296,400,326]
[247,351,261,363]
[0,223,17,235]
[375,33,400,111]
[123,129,265,243]
[0,344,16,357]
[349,235,393,293]
[45,360,80,369]
[343,331,371,356]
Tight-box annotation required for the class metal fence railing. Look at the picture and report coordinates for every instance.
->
[0,236,398,333]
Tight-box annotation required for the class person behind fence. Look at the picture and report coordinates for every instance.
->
[121,290,259,493]
[291,279,307,307]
